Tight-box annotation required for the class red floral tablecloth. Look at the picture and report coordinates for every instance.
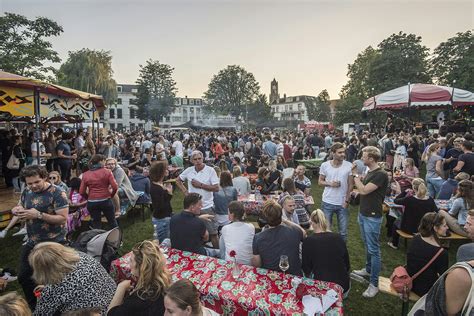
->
[110,248,343,315]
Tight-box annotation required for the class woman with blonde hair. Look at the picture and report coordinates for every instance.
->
[231,166,251,195]
[29,242,116,315]
[387,178,438,249]
[422,143,444,198]
[302,209,350,297]
[402,157,419,179]
[108,240,171,315]
[48,171,69,193]
[0,292,31,316]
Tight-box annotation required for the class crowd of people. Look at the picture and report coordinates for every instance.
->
[0,124,473,315]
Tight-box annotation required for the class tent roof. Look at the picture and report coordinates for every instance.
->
[0,70,106,112]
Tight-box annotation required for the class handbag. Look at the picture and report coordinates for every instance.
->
[409,261,474,316]
[390,247,444,294]
[6,152,20,170]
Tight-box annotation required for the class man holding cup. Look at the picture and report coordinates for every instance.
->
[318,143,354,243]
[15,165,69,310]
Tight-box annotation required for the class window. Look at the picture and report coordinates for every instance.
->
[165,116,170,122]
[117,123,123,131]
[130,108,135,119]
[138,123,144,129]
[109,108,115,119]
[131,88,137,93]
[110,123,115,130]
[117,86,122,92]
[117,98,122,105]
[289,104,293,111]
[130,123,135,130]
[117,109,122,119]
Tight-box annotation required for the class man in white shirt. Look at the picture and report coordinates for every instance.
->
[318,142,354,242]
[177,150,220,247]
[172,137,184,157]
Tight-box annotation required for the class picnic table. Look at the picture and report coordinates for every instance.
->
[295,158,324,169]
[238,194,314,216]
[384,196,453,211]
[110,247,343,315]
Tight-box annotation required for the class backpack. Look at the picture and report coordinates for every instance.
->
[390,248,444,294]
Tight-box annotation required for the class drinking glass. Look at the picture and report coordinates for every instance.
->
[279,255,289,273]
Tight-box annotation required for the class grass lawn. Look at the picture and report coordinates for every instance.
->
[0,173,466,315]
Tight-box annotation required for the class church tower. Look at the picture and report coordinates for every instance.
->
[269,78,279,104]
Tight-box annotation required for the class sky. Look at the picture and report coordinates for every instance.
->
[2,0,473,100]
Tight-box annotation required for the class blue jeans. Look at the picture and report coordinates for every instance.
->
[321,201,349,242]
[312,146,320,158]
[152,217,170,243]
[358,213,382,287]
[426,177,443,198]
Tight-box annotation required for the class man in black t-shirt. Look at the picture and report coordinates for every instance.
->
[350,146,388,298]
[453,140,474,176]
[252,201,304,276]
[169,193,219,257]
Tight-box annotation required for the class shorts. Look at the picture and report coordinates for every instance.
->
[201,207,218,235]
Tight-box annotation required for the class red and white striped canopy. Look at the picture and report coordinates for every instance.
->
[362,83,474,111]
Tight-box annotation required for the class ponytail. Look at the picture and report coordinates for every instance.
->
[310,209,329,232]
[412,178,427,199]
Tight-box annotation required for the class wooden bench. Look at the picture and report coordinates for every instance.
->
[379,276,420,316]
[396,229,468,249]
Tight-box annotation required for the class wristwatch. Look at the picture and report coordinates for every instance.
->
[37,211,43,220]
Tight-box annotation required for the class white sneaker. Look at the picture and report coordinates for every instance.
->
[387,241,398,250]
[0,230,7,238]
[2,272,17,282]
[12,227,27,236]
[352,268,370,277]
[362,284,379,298]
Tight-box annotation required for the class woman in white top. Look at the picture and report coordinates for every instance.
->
[165,279,219,316]
[219,201,255,265]
[231,166,251,196]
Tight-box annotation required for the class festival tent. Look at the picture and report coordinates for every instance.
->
[0,70,105,119]
[0,70,106,163]
[361,83,474,111]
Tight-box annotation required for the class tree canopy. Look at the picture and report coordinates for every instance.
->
[306,90,331,121]
[0,12,63,81]
[204,65,260,120]
[57,49,117,104]
[133,59,178,126]
[430,30,474,90]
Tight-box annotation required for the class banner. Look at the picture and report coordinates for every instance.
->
[0,86,95,119]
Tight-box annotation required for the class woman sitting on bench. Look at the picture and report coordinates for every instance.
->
[438,180,473,237]
[387,178,438,249]
[407,212,449,296]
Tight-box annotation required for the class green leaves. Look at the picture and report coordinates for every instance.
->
[134,60,178,126]
[57,49,117,105]
[204,65,260,119]
[0,12,63,82]
[430,30,474,90]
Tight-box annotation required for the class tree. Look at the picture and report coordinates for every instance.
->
[204,65,260,120]
[57,49,117,104]
[133,59,177,126]
[246,93,273,126]
[333,94,364,127]
[307,90,331,121]
[368,32,431,94]
[430,31,474,90]
[0,12,63,81]
[340,46,379,99]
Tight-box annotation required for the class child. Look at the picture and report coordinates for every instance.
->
[67,177,88,237]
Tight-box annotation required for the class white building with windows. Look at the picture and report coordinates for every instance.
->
[102,84,237,131]
[269,78,315,122]
[101,84,152,131]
